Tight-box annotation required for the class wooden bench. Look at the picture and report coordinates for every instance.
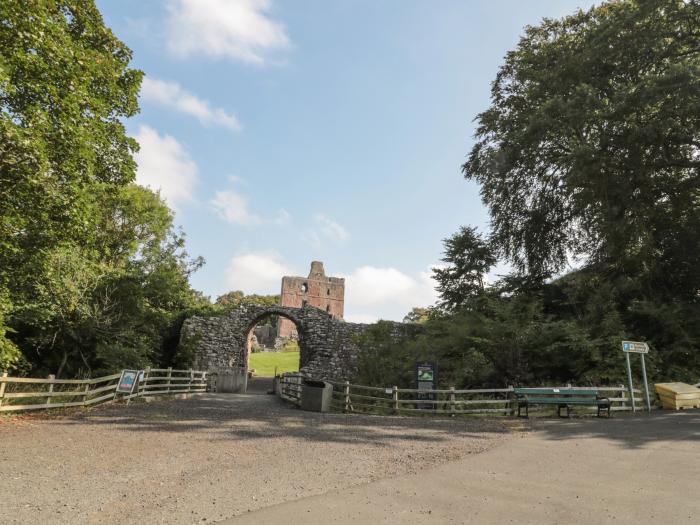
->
[514,387,611,418]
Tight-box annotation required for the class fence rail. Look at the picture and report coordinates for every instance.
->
[0,368,207,413]
[277,373,643,416]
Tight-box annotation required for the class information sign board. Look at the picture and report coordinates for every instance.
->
[622,341,649,354]
[116,369,140,394]
[415,362,437,409]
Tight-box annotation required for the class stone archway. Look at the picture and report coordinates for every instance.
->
[180,304,374,387]
[244,308,304,373]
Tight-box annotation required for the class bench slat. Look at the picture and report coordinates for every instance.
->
[515,388,598,396]
[521,397,607,405]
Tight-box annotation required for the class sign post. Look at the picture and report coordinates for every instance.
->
[415,361,437,410]
[621,341,651,412]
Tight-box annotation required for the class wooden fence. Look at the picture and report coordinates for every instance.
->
[0,368,207,413]
[277,373,643,415]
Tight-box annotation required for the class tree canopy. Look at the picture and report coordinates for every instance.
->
[0,1,207,375]
[465,0,700,295]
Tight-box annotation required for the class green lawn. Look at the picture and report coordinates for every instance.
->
[249,351,300,377]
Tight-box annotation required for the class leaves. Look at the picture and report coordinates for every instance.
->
[0,2,205,376]
[465,0,700,293]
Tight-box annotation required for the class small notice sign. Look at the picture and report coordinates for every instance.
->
[116,370,140,394]
[622,341,649,354]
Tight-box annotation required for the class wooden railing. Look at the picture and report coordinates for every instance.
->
[0,368,207,413]
[276,373,643,415]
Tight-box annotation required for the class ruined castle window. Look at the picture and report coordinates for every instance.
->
[302,300,307,307]
[301,283,308,293]
[327,288,330,295]
[326,305,330,312]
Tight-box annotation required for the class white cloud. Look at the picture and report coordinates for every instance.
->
[302,231,322,250]
[343,266,439,323]
[141,77,241,131]
[225,252,292,294]
[303,214,349,249]
[166,0,290,65]
[228,174,247,185]
[315,214,349,242]
[134,125,197,210]
[275,208,292,225]
[210,189,260,225]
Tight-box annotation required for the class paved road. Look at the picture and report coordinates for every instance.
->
[226,410,700,525]
[0,392,511,524]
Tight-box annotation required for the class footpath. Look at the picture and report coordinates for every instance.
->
[226,411,700,525]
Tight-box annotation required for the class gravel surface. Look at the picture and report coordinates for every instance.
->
[0,390,519,524]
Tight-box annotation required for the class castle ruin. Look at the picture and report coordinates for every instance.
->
[278,261,344,338]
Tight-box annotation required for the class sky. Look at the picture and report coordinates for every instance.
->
[97,0,591,323]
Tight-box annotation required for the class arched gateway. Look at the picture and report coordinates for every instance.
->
[180,304,371,388]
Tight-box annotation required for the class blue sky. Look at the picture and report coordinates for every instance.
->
[97,0,591,322]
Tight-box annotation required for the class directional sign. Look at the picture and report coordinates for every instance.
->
[622,341,649,354]
[621,341,651,412]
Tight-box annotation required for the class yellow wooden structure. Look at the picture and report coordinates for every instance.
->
[654,382,700,410]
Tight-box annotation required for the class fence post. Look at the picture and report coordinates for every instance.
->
[47,374,55,406]
[188,369,194,394]
[166,367,172,394]
[82,381,90,406]
[143,367,150,397]
[449,386,456,416]
[344,381,351,412]
[0,372,7,408]
[392,386,399,414]
[620,383,626,410]
[508,386,515,416]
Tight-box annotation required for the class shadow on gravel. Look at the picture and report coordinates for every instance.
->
[533,410,700,449]
[55,393,516,446]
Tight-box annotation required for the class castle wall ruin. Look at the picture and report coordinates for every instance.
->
[278,261,344,338]
[180,304,369,383]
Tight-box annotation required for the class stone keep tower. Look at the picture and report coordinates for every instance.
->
[278,261,345,338]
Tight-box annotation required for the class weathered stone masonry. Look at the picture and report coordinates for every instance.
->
[278,261,345,339]
[180,304,371,381]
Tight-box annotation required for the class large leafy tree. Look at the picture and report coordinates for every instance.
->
[0,2,208,376]
[0,1,142,369]
[465,0,700,297]
[432,226,497,312]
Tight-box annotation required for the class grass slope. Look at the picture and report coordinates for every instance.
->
[249,351,300,377]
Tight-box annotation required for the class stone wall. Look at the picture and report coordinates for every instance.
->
[180,304,375,382]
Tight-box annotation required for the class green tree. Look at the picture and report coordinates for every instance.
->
[433,226,497,312]
[465,0,700,295]
[0,1,142,369]
[216,291,280,309]
[403,307,432,324]
[12,185,207,376]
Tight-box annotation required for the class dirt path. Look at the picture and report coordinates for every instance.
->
[226,410,700,525]
[0,393,515,524]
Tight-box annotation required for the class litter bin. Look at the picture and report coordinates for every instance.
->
[301,379,333,412]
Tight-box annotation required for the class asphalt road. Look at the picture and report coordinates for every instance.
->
[226,410,700,525]
[0,391,512,524]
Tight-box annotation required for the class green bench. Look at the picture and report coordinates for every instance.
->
[514,387,611,418]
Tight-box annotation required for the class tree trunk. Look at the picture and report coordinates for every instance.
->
[56,349,68,379]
